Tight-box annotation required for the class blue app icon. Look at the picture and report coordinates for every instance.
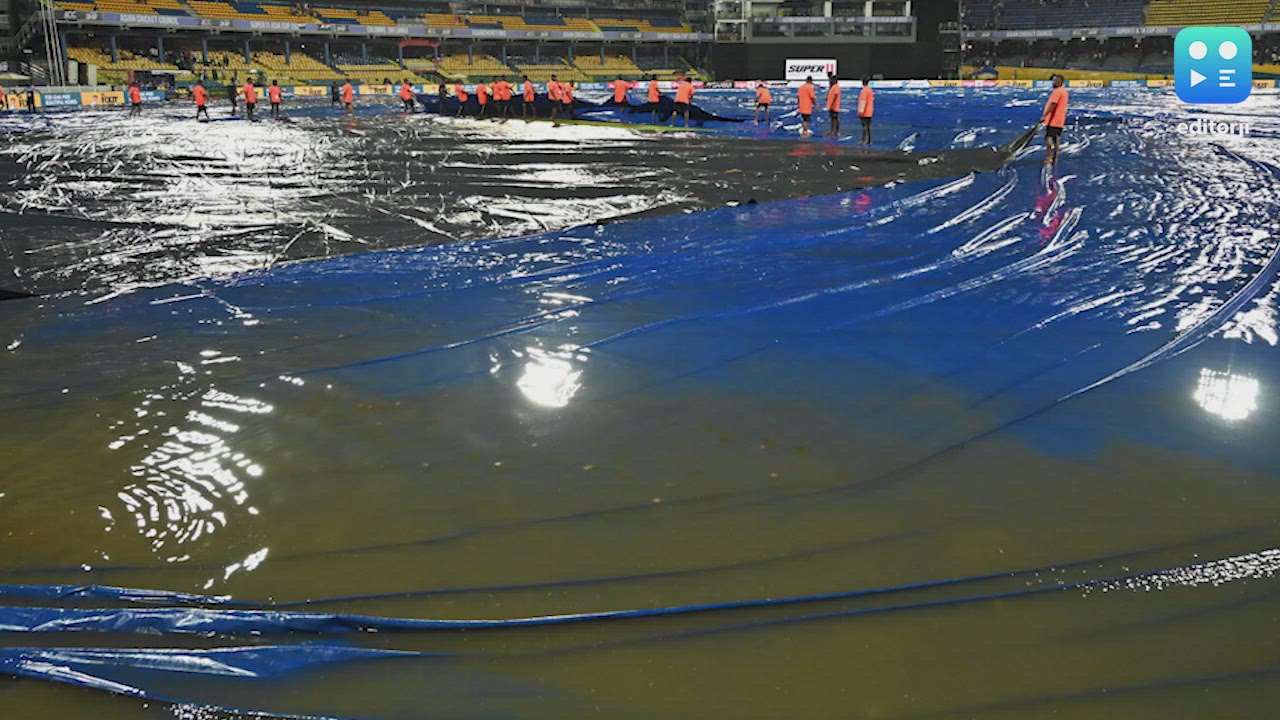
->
[1175,27,1252,104]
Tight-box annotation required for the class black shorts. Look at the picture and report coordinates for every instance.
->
[829,110,840,120]
[271,101,280,109]
[131,102,141,108]
[800,113,812,122]
[675,101,690,112]
[1045,125,1063,139]
[860,116,872,127]
[757,102,770,109]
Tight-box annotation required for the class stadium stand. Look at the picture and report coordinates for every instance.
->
[311,7,396,26]
[437,53,517,80]
[334,54,429,83]
[253,51,343,83]
[998,0,1146,30]
[509,57,588,83]
[64,0,191,16]
[635,55,700,80]
[1144,0,1270,25]
[573,54,644,79]
[423,13,469,29]
[594,17,691,33]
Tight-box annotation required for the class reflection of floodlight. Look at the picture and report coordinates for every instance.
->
[1193,368,1259,422]
[517,356,583,409]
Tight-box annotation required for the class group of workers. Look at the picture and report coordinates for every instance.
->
[774,74,875,144]
[438,74,700,127]
[122,67,1067,160]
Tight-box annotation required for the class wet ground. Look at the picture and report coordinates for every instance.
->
[1,88,1279,719]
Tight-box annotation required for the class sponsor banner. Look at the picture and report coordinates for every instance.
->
[930,80,963,87]
[291,85,327,96]
[962,80,997,88]
[40,92,81,107]
[1033,80,1057,89]
[80,91,125,106]
[579,82,607,90]
[3,93,35,110]
[358,84,393,96]
[1146,79,1174,87]
[996,80,1035,88]
[870,80,908,89]
[706,81,734,89]
[140,90,166,102]
[903,80,933,89]
[1069,79,1106,88]
[1109,80,1143,87]
[1254,79,1276,88]
[732,81,753,89]
[785,59,837,82]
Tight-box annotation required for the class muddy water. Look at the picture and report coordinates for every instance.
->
[1,89,1280,718]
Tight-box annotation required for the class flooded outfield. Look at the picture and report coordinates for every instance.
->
[1,88,1279,719]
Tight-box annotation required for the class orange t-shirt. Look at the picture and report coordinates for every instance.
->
[858,85,874,118]
[192,86,207,106]
[547,80,561,102]
[675,81,693,104]
[128,86,141,103]
[454,83,467,102]
[798,84,815,114]
[268,85,283,103]
[341,84,354,103]
[523,81,534,101]
[561,84,574,104]
[1044,86,1068,128]
[243,83,256,104]
[756,85,772,104]
[648,80,659,103]
[476,83,488,104]
[398,83,412,100]
[613,80,629,103]
[826,84,841,112]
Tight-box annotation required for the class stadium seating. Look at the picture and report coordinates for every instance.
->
[67,45,198,86]
[253,51,342,83]
[510,57,588,83]
[635,55,700,81]
[573,54,644,79]
[437,54,517,80]
[58,0,191,15]
[594,17,691,33]
[1144,0,1270,25]
[998,0,1146,30]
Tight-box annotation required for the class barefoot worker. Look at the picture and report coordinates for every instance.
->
[648,75,661,124]
[341,80,354,118]
[1042,74,1068,165]
[268,80,283,120]
[798,76,816,138]
[858,77,875,146]
[128,82,142,117]
[454,80,468,116]
[242,79,257,122]
[193,80,209,121]
[755,81,771,124]
[826,74,841,137]
[399,80,414,112]
[671,75,693,128]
